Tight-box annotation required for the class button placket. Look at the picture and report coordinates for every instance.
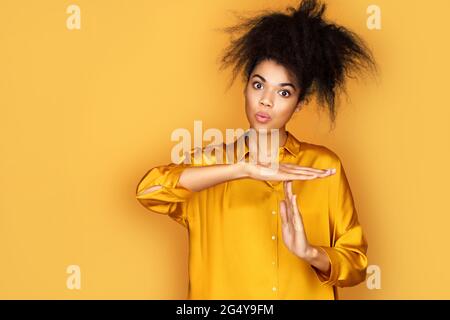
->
[271,189,281,295]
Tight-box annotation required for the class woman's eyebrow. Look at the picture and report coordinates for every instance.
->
[252,74,297,91]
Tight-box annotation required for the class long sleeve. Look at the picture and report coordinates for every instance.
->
[135,144,223,228]
[135,148,201,228]
[136,162,195,227]
[312,156,369,287]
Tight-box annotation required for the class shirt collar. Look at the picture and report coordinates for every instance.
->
[231,129,301,163]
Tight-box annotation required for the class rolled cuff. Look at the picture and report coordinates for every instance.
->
[311,246,340,287]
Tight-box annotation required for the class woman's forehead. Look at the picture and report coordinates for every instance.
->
[251,59,298,86]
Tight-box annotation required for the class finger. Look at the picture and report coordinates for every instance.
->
[279,200,288,225]
[274,170,323,182]
[279,165,318,176]
[280,163,335,175]
[279,164,336,177]
[285,182,296,224]
[280,163,325,172]
[280,170,339,181]
[282,183,293,225]
[280,167,331,179]
[291,194,304,232]
[286,181,293,201]
[283,181,291,203]
[280,164,333,177]
[288,184,298,224]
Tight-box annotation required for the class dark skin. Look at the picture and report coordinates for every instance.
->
[244,58,302,154]
[243,58,332,277]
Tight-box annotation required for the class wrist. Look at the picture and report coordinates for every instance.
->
[301,245,317,263]
[233,161,249,179]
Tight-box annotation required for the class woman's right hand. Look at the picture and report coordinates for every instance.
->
[243,161,336,181]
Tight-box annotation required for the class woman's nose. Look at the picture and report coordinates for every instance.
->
[259,97,273,108]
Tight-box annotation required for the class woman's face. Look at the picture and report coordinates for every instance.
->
[244,59,302,132]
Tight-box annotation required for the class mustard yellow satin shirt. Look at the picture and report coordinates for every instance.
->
[136,130,368,300]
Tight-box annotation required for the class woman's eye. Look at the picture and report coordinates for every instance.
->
[279,90,291,97]
[252,82,290,97]
[252,82,262,89]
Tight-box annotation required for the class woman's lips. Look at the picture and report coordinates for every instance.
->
[255,112,271,123]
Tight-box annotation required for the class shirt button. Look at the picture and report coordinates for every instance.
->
[271,210,276,215]
[271,235,276,240]
[272,261,276,265]
[272,286,277,291]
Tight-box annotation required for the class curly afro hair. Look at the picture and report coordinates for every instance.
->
[218,0,378,128]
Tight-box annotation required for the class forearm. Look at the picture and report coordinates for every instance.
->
[178,162,248,192]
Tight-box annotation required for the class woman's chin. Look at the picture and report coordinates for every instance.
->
[249,123,277,132]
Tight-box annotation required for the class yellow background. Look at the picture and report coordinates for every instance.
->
[1,0,448,299]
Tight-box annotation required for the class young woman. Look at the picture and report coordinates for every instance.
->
[136,0,377,300]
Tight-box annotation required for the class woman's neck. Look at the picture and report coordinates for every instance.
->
[246,127,288,155]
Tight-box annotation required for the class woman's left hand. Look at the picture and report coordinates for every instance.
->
[279,180,312,260]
